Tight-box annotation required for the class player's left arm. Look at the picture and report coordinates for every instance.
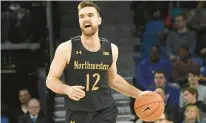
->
[108,43,142,99]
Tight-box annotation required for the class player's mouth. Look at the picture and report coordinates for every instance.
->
[84,24,92,28]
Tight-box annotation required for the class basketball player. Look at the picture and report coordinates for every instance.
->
[46,1,144,123]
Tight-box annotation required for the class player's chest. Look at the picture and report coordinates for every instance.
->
[71,50,112,71]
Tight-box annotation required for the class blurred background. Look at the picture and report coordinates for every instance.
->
[1,1,206,123]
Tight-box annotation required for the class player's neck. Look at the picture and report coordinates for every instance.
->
[81,32,100,51]
[81,31,99,42]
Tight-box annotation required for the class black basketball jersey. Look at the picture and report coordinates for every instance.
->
[64,36,115,112]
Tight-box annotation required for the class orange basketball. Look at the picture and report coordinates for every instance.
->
[134,91,165,122]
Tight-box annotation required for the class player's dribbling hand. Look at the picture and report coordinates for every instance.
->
[65,86,85,101]
[138,91,153,97]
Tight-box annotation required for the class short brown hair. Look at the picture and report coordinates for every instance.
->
[183,87,198,99]
[78,1,101,16]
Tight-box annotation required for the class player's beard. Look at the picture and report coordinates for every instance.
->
[81,25,98,37]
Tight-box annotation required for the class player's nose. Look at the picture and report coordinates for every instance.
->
[84,16,91,21]
[83,19,90,24]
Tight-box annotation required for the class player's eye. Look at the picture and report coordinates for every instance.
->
[88,14,93,17]
[79,15,84,19]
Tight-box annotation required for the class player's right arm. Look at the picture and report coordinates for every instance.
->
[46,41,85,101]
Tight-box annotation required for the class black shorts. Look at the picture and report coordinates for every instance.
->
[65,104,118,123]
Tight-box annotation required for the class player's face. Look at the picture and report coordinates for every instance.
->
[78,7,102,37]
[154,73,166,88]
[188,73,200,86]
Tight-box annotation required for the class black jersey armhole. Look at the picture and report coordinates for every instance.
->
[108,43,113,69]
[100,37,113,69]
[65,36,80,69]
[66,40,72,69]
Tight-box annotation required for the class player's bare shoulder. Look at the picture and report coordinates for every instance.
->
[111,43,118,61]
[56,40,72,64]
[57,40,72,51]
[111,43,118,52]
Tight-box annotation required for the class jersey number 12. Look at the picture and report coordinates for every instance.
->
[86,73,100,91]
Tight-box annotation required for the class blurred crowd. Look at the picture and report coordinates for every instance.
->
[1,89,47,123]
[132,1,206,123]
[1,2,48,123]
[1,1,47,44]
[2,2,32,43]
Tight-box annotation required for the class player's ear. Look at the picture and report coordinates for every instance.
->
[98,16,102,25]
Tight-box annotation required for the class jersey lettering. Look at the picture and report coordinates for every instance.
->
[74,60,109,70]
